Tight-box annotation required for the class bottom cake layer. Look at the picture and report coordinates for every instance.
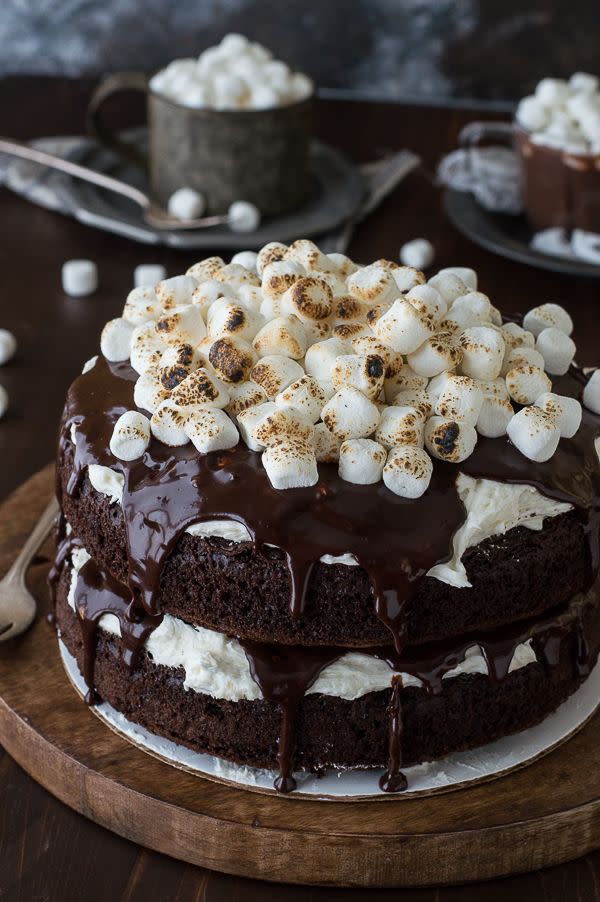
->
[54,560,600,779]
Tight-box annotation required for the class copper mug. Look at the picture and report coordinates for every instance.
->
[462,119,600,232]
[87,72,314,216]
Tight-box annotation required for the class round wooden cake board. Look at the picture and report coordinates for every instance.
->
[1,466,599,888]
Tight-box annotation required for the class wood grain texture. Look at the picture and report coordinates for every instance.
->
[0,466,599,889]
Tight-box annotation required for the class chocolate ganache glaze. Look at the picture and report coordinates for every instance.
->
[56,355,600,792]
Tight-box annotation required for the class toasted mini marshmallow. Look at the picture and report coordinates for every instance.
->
[331,294,370,322]
[407,331,463,378]
[583,370,600,414]
[347,264,396,305]
[383,445,433,498]
[208,336,257,383]
[506,406,561,462]
[373,299,433,354]
[350,335,396,365]
[331,353,386,400]
[523,303,574,337]
[305,319,333,343]
[225,380,269,416]
[206,299,262,342]
[424,416,477,462]
[535,327,576,375]
[375,405,424,449]
[261,260,305,301]
[100,317,135,362]
[338,438,386,484]
[505,364,552,405]
[169,367,230,409]
[444,292,492,330]
[186,257,225,282]
[502,346,546,375]
[502,321,535,349]
[312,422,342,462]
[262,438,319,489]
[327,253,359,278]
[427,272,469,306]
[251,406,314,446]
[250,355,305,398]
[321,386,380,440]
[214,262,260,290]
[253,315,308,359]
[535,392,582,438]
[436,267,478,291]
[133,368,170,413]
[123,286,161,324]
[155,275,198,309]
[400,239,434,271]
[184,407,239,453]
[130,322,167,374]
[281,276,333,321]
[304,337,349,381]
[331,321,371,343]
[190,280,234,319]
[405,283,447,324]
[156,304,207,346]
[236,284,264,315]
[476,395,514,438]
[237,401,277,450]
[256,242,288,277]
[150,400,190,446]
[109,410,151,461]
[285,239,331,272]
[459,326,505,380]
[275,375,328,424]
[390,388,433,419]
[433,374,484,426]
[384,364,428,402]
[159,342,200,390]
[390,265,425,293]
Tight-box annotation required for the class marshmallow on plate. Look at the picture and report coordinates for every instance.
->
[338,438,386,484]
[383,445,433,498]
[109,411,151,461]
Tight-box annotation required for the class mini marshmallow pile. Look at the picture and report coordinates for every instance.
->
[516,72,600,154]
[149,34,313,111]
[97,239,594,498]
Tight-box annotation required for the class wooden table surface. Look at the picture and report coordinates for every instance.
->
[0,76,598,901]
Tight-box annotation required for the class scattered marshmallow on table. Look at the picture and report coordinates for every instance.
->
[339,439,386,485]
[0,329,17,366]
[134,264,167,288]
[62,260,98,297]
[399,239,435,270]
[109,411,151,461]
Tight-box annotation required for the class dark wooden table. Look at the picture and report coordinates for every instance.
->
[0,76,598,901]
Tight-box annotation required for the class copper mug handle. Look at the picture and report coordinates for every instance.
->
[86,72,149,170]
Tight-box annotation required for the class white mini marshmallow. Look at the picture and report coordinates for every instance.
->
[100,317,135,362]
[326,253,359,278]
[407,331,463,377]
[250,355,305,398]
[506,406,560,462]
[281,276,333,322]
[347,264,396,305]
[256,242,288,277]
[190,279,234,319]
[225,380,269,416]
[109,411,151,461]
[445,292,492,330]
[262,439,318,489]
[312,422,342,462]
[123,286,161,324]
[390,388,433,419]
[339,438,386,485]
[130,322,166,374]
[169,367,230,409]
[535,327,576,375]
[285,239,331,272]
[167,187,206,220]
[134,264,167,288]
[516,96,549,132]
[236,284,263,315]
[405,283,447,324]
[424,416,477,462]
[304,337,349,381]
[535,77,570,108]
[207,299,261,342]
[237,401,277,450]
[155,275,198,309]
[133,368,170,413]
[253,316,308,359]
[251,406,314,447]
[523,303,573,337]
[156,304,207,346]
[186,257,224,282]
[0,384,7,419]
[373,299,433,354]
[159,342,200,390]
[583,370,600,414]
[383,445,433,498]
[150,401,190,446]
[390,265,425,293]
[502,346,545,375]
[399,239,434,270]
[0,329,17,366]
[535,392,582,438]
[427,272,469,306]
[384,364,428,402]
[275,375,328,424]
[61,259,98,297]
[375,405,424,449]
[569,72,599,94]
[228,201,260,233]
[476,395,514,438]
[331,353,386,400]
[506,364,552,405]
[214,262,260,290]
[321,387,380,440]
[459,326,505,380]
[184,407,239,453]
[436,267,478,291]
[434,374,484,426]
[231,250,258,272]
[207,336,257,384]
[262,260,305,303]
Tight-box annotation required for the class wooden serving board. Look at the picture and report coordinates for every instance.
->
[0,466,599,888]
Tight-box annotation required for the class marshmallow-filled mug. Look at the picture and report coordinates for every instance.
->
[87,36,314,217]
[460,73,600,233]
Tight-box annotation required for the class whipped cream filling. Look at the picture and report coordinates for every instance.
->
[66,548,537,703]
[80,439,571,586]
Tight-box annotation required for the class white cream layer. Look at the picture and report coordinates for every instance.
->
[67,547,536,703]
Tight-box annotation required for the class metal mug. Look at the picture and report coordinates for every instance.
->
[461,119,600,232]
[87,72,314,216]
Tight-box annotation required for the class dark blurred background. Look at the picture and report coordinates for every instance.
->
[0,0,598,106]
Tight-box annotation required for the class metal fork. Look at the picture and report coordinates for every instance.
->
[0,496,59,642]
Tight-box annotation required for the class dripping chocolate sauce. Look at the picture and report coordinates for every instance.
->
[57,356,600,792]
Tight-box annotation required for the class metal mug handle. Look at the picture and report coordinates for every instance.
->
[86,72,150,170]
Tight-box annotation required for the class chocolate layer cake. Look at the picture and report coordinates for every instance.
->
[50,240,600,793]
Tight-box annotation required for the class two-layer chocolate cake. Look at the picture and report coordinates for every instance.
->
[50,240,600,793]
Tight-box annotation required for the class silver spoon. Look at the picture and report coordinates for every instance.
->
[0,496,59,642]
[0,137,255,232]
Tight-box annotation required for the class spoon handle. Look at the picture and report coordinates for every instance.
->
[3,497,59,587]
[0,136,150,210]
